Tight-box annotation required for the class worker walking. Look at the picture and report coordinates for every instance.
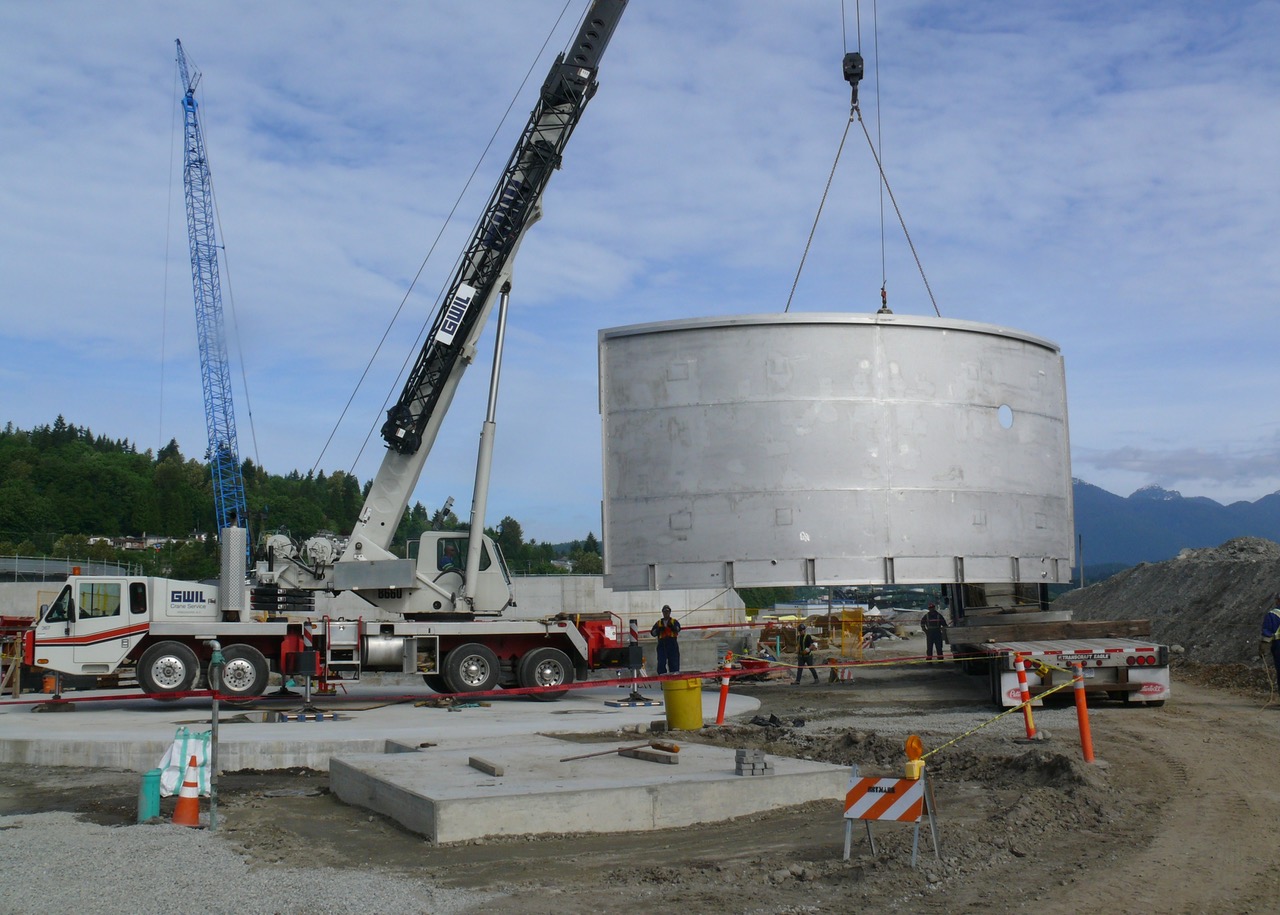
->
[651,605,681,674]
[794,623,819,684]
[921,603,949,662]
[1257,594,1280,671]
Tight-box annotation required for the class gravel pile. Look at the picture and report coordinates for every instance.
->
[1056,536,1280,664]
[0,813,491,915]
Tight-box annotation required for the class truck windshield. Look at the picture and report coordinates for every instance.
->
[437,537,490,572]
[490,542,512,585]
[42,586,72,624]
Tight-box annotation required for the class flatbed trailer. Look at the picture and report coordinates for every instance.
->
[956,636,1170,708]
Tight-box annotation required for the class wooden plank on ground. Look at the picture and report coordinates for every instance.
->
[468,756,505,777]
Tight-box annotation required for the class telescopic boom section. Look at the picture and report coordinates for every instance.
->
[175,39,249,545]
[351,0,627,556]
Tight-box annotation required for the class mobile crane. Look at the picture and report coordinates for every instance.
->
[23,1,631,701]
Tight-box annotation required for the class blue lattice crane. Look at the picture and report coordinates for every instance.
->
[175,39,249,553]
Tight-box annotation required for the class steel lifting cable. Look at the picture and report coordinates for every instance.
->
[787,0,860,314]
[853,108,941,317]
[791,0,938,318]
[159,63,179,456]
[784,115,856,314]
[210,186,263,468]
[782,99,940,319]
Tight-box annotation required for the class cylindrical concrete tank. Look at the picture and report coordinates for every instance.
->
[598,313,1075,591]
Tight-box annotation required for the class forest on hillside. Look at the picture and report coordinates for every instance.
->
[0,418,601,579]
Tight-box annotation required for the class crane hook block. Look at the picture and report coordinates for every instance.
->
[843,52,865,105]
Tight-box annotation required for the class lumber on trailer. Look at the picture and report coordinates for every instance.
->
[951,618,1152,643]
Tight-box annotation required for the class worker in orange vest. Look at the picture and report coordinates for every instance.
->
[651,605,682,674]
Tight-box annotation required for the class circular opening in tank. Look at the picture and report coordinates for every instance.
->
[998,404,1014,429]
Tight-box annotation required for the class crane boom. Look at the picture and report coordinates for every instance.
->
[262,2,627,617]
[349,0,628,560]
[175,39,249,546]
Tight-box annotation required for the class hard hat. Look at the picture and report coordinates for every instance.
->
[928,603,936,609]
[797,622,806,629]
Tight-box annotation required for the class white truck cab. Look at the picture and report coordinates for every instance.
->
[33,577,218,676]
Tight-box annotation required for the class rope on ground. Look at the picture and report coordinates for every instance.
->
[920,676,1081,761]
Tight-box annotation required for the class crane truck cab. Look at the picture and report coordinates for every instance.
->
[30,576,220,691]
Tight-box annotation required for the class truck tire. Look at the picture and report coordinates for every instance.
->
[442,643,500,693]
[422,673,451,693]
[138,641,199,700]
[517,647,574,700]
[217,644,270,701]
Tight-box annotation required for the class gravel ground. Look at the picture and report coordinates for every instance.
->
[0,812,491,914]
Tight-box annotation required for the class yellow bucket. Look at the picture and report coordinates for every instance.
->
[661,678,704,730]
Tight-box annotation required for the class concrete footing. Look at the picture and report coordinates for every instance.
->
[330,735,847,843]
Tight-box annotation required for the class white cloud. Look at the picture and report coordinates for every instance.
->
[1,0,1277,541]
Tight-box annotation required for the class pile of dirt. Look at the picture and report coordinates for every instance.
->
[1055,536,1280,665]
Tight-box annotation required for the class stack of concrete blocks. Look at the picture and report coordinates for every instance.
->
[735,748,774,777]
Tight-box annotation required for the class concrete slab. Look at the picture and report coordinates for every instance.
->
[0,678,758,772]
[330,735,847,843]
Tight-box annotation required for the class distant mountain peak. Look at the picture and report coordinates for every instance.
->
[1130,484,1182,501]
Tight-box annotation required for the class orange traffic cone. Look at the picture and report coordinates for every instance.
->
[172,755,202,828]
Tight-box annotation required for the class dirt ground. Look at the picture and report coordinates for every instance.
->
[4,655,1279,914]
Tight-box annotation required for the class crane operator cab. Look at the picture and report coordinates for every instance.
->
[415,530,512,617]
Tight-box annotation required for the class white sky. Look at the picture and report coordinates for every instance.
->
[2,1,1278,543]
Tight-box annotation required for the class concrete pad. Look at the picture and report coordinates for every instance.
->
[330,735,848,843]
[0,678,759,771]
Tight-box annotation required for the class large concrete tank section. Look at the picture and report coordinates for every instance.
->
[599,313,1074,591]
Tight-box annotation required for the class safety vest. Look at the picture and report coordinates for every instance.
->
[1262,608,1280,643]
[922,612,947,633]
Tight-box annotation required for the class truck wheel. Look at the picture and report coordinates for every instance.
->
[422,674,451,693]
[442,643,500,693]
[217,644,270,701]
[517,647,575,701]
[138,641,199,700]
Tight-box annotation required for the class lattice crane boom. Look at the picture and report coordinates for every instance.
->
[176,39,248,544]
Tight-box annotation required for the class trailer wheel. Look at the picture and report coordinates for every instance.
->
[422,674,451,693]
[442,643,500,693]
[138,641,199,700]
[517,647,574,701]
[217,644,269,701]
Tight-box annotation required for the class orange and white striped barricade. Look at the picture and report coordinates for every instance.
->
[842,765,941,867]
